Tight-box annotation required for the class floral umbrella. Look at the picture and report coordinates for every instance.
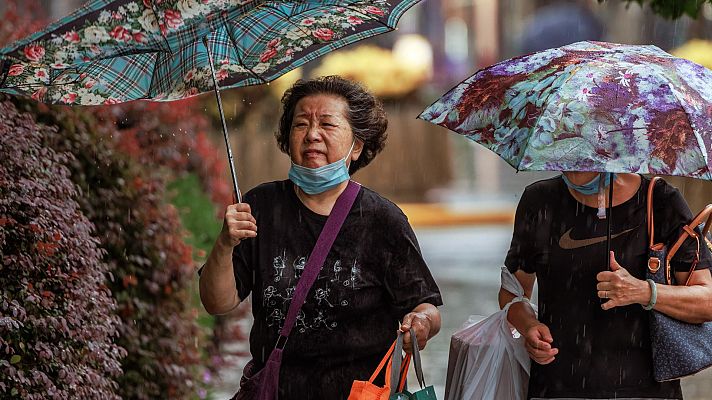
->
[418,40,712,268]
[0,0,419,201]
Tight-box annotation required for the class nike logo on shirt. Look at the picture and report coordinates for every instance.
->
[558,227,637,249]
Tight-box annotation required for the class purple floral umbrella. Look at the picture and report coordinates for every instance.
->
[418,40,712,268]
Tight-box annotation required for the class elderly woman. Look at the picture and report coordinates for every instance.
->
[200,76,442,399]
[500,172,712,400]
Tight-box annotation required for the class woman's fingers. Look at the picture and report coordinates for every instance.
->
[527,342,558,364]
[222,203,257,246]
[525,323,558,364]
[228,220,258,233]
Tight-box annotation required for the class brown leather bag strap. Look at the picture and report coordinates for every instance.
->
[647,176,662,249]
[666,204,712,285]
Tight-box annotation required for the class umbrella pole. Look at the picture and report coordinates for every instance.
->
[605,173,614,270]
[203,36,242,203]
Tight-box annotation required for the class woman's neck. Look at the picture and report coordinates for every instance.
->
[294,180,349,216]
[567,173,642,208]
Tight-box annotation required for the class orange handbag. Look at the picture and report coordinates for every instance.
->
[348,334,411,400]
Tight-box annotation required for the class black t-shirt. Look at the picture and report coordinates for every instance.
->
[233,180,442,400]
[505,176,711,399]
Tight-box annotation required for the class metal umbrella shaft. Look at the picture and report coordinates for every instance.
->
[203,36,242,203]
[605,173,614,271]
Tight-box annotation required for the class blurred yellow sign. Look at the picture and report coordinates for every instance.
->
[311,35,433,98]
[672,39,712,69]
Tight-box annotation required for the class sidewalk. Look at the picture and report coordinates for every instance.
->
[398,202,515,228]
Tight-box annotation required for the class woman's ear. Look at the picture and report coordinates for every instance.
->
[351,139,364,161]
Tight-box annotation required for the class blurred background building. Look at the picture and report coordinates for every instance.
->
[22,0,712,209]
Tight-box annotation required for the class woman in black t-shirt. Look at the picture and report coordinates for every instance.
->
[500,172,712,399]
[199,76,443,399]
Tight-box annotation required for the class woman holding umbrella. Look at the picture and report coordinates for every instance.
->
[500,172,712,399]
[199,76,442,399]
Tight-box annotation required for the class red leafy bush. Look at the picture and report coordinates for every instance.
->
[12,98,208,399]
[101,99,233,209]
[0,100,124,399]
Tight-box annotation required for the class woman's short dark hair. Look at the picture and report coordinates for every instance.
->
[276,75,388,174]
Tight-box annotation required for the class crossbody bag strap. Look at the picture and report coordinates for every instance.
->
[666,204,712,286]
[275,181,361,345]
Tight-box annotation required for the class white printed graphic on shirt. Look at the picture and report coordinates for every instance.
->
[265,250,360,332]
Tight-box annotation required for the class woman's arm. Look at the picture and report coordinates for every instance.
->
[655,269,712,323]
[400,302,441,354]
[597,252,712,323]
[501,270,558,364]
[199,203,257,315]
[500,271,537,331]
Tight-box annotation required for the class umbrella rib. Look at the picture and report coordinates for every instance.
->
[146,0,173,55]
[260,3,313,38]
[219,20,268,85]
[5,80,82,89]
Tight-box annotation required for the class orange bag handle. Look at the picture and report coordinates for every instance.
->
[366,336,411,393]
[666,204,712,286]
[647,176,661,249]
[397,354,411,392]
[368,340,396,383]
[647,176,712,285]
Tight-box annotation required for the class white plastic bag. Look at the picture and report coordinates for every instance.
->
[444,267,536,400]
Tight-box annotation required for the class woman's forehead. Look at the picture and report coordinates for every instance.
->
[293,94,348,118]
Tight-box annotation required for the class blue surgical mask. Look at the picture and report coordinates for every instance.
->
[289,141,355,195]
[561,172,616,195]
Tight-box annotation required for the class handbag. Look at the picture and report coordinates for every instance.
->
[390,328,437,400]
[348,330,412,400]
[232,181,362,400]
[646,176,712,381]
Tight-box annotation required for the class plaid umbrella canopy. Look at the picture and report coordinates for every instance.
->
[0,0,420,201]
[419,41,712,268]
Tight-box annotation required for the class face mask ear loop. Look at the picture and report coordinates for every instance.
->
[597,173,607,220]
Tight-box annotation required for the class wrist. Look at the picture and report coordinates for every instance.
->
[637,278,651,305]
[216,230,235,252]
[642,279,657,310]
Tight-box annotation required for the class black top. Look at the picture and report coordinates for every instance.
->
[505,176,711,399]
[233,180,442,400]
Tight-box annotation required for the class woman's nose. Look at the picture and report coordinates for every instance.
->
[305,124,322,142]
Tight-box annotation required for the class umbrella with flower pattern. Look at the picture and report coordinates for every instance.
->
[0,0,420,201]
[419,40,712,268]
[419,41,712,178]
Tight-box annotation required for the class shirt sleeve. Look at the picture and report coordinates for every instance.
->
[382,209,443,318]
[232,241,253,300]
[654,181,712,273]
[504,186,538,274]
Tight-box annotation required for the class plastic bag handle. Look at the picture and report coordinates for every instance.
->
[410,327,427,389]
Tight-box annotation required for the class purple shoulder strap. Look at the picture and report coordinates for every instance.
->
[277,180,361,342]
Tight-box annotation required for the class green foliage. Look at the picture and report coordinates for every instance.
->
[608,0,712,19]
[168,173,222,260]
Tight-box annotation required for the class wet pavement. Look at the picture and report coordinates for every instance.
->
[210,225,712,399]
